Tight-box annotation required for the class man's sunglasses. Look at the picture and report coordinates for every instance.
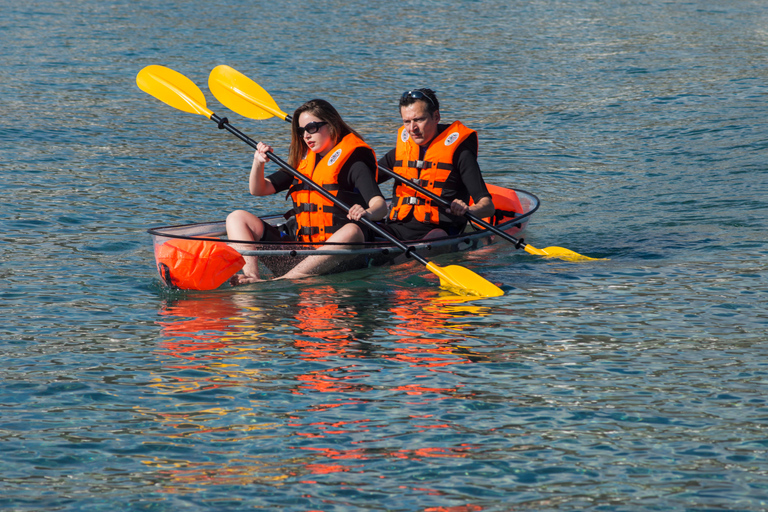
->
[298,121,328,136]
[402,90,435,108]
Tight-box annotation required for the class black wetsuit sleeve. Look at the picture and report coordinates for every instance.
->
[376,148,397,184]
[340,147,384,204]
[266,169,294,194]
[454,135,491,203]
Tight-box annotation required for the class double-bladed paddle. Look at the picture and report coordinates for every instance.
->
[137,65,504,297]
[208,65,602,262]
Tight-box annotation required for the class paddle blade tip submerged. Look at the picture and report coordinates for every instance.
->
[426,262,504,298]
[525,244,606,262]
[541,246,607,262]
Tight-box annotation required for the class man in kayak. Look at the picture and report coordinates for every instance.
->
[378,89,495,241]
[227,99,387,284]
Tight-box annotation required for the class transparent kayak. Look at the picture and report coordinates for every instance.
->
[147,186,539,288]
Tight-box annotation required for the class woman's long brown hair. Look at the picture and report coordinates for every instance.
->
[288,99,364,167]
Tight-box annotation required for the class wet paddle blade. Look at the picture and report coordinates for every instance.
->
[136,65,213,117]
[425,262,504,298]
[209,65,289,121]
[525,244,604,262]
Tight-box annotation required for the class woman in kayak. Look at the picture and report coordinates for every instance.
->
[227,99,387,284]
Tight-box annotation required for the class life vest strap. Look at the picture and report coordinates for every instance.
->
[394,159,453,171]
[396,196,426,207]
[298,225,341,237]
[296,203,319,213]
[414,178,447,189]
[293,203,346,216]
[390,195,427,221]
[492,209,519,226]
[288,182,341,196]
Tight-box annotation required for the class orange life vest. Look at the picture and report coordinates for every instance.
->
[288,133,375,243]
[388,121,476,224]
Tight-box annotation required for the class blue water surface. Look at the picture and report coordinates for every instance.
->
[2,1,767,510]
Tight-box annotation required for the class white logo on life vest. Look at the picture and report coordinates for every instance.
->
[328,149,342,166]
[445,132,460,146]
[401,129,410,143]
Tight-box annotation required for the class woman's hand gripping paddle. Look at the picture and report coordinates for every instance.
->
[137,65,504,297]
[208,65,603,263]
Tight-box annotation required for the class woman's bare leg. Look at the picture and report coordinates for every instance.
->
[226,210,267,284]
[423,228,449,239]
[278,223,365,280]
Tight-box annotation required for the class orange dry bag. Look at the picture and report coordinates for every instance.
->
[486,184,523,224]
[154,239,245,290]
[468,184,524,225]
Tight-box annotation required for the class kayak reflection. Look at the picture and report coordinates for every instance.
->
[152,286,496,394]
[141,285,499,492]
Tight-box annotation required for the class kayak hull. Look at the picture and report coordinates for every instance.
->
[147,187,539,289]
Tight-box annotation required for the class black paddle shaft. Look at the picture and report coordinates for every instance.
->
[209,113,427,263]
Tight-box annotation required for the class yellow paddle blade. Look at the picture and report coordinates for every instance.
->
[425,262,504,298]
[209,65,289,121]
[136,65,213,118]
[524,244,605,262]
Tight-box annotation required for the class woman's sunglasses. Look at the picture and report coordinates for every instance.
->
[298,121,328,136]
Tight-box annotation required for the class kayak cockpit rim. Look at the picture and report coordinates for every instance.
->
[147,189,539,257]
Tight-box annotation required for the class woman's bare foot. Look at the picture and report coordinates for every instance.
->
[230,273,264,286]
[274,269,313,281]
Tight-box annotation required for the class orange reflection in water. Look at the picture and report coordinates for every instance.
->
[144,285,496,497]
[152,293,284,396]
[292,286,361,361]
[289,285,377,397]
[425,505,484,512]
[156,295,248,365]
[294,444,477,461]
[384,289,492,368]
[287,286,494,438]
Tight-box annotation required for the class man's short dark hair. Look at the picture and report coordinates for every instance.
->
[399,88,439,115]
